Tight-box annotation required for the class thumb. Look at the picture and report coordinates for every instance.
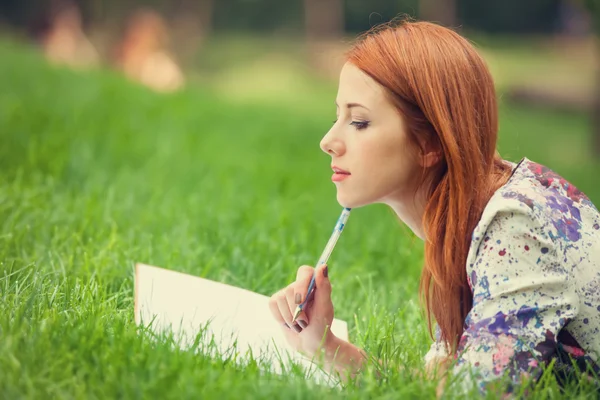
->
[313,264,331,307]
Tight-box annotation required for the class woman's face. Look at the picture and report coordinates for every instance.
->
[320,62,422,209]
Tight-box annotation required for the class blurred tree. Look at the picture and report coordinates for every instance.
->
[584,0,600,156]
[459,0,561,34]
[558,0,592,36]
[344,0,418,33]
[212,0,303,33]
[303,0,344,77]
[419,0,457,27]
[304,0,343,40]
[169,0,213,61]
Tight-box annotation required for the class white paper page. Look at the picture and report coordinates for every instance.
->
[134,263,349,385]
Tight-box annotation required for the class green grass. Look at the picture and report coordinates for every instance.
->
[1,37,599,399]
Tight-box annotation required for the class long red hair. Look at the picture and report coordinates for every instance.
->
[346,19,513,352]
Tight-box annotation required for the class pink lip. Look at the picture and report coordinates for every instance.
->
[332,173,350,182]
[331,165,350,174]
[331,165,350,182]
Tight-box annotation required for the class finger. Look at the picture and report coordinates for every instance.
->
[292,280,312,328]
[268,293,291,330]
[284,286,304,333]
[276,290,302,333]
[285,286,308,329]
[294,307,309,329]
[314,264,332,309]
[294,265,314,304]
[293,266,314,329]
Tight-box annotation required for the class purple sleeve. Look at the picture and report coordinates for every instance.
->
[451,206,579,394]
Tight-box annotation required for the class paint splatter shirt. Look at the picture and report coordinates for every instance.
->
[424,157,600,394]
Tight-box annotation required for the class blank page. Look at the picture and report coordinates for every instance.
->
[134,263,349,385]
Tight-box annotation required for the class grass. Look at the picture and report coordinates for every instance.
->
[1,37,599,399]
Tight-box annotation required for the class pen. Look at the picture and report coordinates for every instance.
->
[292,207,351,323]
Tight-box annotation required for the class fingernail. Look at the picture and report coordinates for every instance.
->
[297,319,308,329]
[323,265,328,278]
[292,323,302,333]
[295,293,301,304]
[283,322,291,329]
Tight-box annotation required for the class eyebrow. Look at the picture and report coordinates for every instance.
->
[335,101,370,111]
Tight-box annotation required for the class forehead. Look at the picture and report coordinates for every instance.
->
[337,62,386,106]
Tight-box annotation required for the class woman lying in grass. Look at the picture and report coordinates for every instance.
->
[268,19,600,396]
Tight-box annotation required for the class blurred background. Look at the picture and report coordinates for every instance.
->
[0,0,599,200]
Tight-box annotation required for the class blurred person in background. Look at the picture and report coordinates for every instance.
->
[113,8,184,93]
[38,0,99,70]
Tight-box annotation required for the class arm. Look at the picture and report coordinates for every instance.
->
[319,334,370,381]
[270,263,448,385]
[444,204,579,395]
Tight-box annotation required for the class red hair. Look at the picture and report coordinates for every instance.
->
[346,19,513,353]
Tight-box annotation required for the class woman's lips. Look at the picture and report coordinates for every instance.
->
[331,165,350,182]
[332,172,351,182]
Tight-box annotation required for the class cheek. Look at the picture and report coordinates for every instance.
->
[335,139,416,208]
[358,134,419,191]
[360,134,414,173]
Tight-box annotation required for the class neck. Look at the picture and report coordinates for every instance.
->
[385,185,429,241]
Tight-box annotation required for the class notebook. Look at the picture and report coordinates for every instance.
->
[134,263,349,386]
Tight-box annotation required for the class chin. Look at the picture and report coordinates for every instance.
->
[336,193,371,209]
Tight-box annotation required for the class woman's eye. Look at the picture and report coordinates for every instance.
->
[350,120,370,130]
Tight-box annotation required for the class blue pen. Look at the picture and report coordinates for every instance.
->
[292,207,351,322]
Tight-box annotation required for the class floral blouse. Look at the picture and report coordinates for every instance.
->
[425,157,600,394]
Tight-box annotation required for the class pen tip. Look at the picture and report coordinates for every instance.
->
[292,307,301,322]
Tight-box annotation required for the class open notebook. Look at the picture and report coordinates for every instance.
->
[134,263,349,386]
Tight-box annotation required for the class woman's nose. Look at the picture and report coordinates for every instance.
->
[320,131,345,157]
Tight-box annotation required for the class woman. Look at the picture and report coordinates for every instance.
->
[268,20,600,395]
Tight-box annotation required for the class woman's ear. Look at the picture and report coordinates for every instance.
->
[417,136,443,168]
[420,150,442,168]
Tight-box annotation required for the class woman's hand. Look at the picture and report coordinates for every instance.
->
[268,263,336,358]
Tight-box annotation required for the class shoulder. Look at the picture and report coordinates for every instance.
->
[469,158,600,259]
